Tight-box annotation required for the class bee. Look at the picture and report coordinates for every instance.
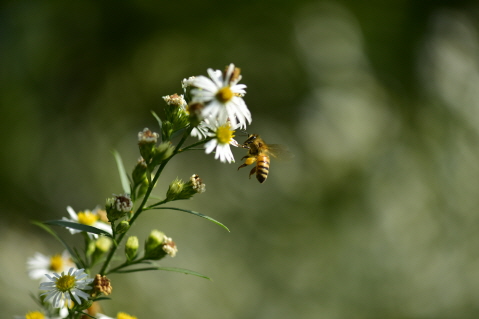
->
[237,134,290,183]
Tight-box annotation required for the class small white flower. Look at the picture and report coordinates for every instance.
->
[190,63,251,129]
[27,251,76,281]
[63,206,112,237]
[39,268,93,309]
[204,122,239,163]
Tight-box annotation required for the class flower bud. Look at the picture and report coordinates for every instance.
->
[138,128,160,162]
[106,194,133,222]
[165,174,205,202]
[91,236,113,265]
[92,274,112,296]
[95,236,113,253]
[86,239,96,257]
[125,236,139,261]
[132,157,147,186]
[115,221,130,234]
[149,142,174,168]
[144,230,166,260]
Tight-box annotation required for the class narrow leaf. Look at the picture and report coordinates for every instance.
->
[114,266,211,280]
[31,221,80,267]
[151,110,163,129]
[44,220,112,237]
[157,266,211,280]
[151,207,229,232]
[112,150,130,195]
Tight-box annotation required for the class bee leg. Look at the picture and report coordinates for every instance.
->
[248,166,257,179]
[237,157,256,170]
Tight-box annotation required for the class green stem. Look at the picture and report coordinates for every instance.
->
[180,137,212,152]
[99,127,193,275]
[145,198,167,209]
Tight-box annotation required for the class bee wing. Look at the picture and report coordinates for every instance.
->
[266,144,294,160]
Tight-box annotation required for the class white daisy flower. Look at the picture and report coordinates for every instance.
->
[63,206,112,237]
[204,122,240,163]
[190,63,251,129]
[27,251,76,281]
[39,268,93,309]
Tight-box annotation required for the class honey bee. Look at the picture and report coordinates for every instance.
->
[237,134,290,183]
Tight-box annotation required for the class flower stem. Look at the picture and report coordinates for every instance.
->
[99,127,193,275]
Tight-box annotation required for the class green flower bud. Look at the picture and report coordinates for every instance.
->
[132,157,147,186]
[125,236,139,261]
[136,180,149,199]
[86,239,96,257]
[95,236,113,253]
[115,220,130,234]
[144,230,167,260]
[149,142,174,168]
[91,236,113,265]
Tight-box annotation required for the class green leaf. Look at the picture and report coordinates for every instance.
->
[31,221,81,267]
[157,267,211,280]
[151,110,163,137]
[114,266,211,280]
[44,220,113,238]
[112,150,130,195]
[150,207,229,232]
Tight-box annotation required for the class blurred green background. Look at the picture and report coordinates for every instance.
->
[3,0,479,318]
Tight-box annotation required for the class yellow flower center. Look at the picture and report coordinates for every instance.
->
[216,124,235,144]
[25,311,45,319]
[77,211,99,225]
[215,86,234,103]
[55,274,76,292]
[49,254,63,272]
[117,312,138,319]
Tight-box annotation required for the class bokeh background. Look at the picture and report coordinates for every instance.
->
[2,0,479,318]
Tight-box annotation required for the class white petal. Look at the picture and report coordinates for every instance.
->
[66,206,78,221]
[204,139,217,154]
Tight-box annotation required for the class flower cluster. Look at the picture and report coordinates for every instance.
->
[181,63,252,163]
[17,63,250,319]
